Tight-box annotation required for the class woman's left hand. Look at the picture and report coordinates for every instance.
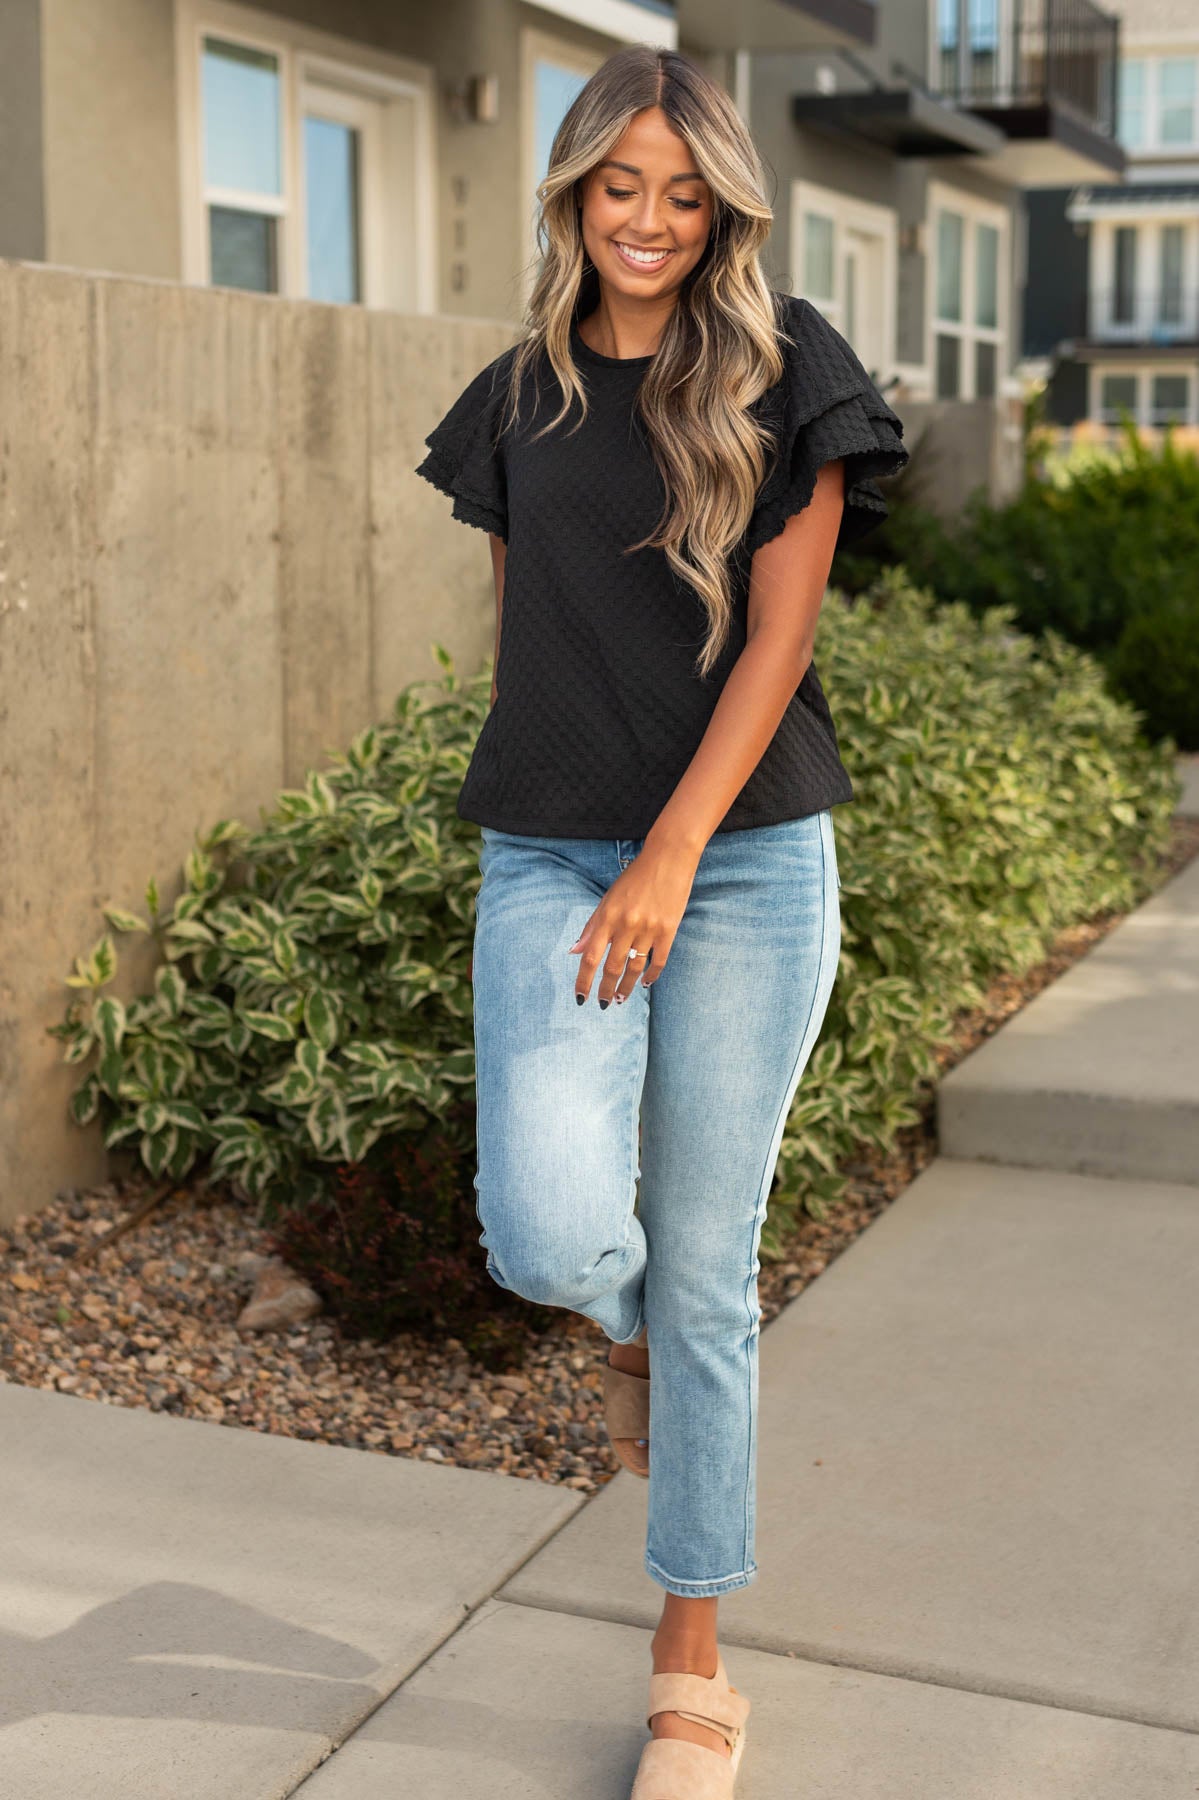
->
[568,840,701,1006]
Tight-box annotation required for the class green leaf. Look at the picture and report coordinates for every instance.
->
[102,906,151,935]
[69,1073,101,1126]
[241,1009,297,1042]
[303,989,338,1052]
[93,995,126,1055]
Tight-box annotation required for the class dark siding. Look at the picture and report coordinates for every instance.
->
[1023,188,1088,357]
[1045,357,1090,425]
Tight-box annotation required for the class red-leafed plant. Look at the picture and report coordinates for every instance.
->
[266,1101,557,1369]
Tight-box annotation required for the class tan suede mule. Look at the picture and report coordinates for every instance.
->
[603,1325,650,1477]
[629,1650,751,1799]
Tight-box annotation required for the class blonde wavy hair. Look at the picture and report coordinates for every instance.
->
[500,44,786,678]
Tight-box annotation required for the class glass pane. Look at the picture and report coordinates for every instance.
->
[1151,374,1189,423]
[1159,225,1184,327]
[968,0,1000,97]
[202,36,281,195]
[534,60,589,195]
[975,223,999,328]
[803,212,835,300]
[1113,226,1137,325]
[938,0,960,90]
[305,115,360,304]
[1118,59,1145,147]
[936,333,961,399]
[937,211,964,322]
[209,205,278,293]
[1099,373,1137,421]
[1159,58,1196,147]
[975,339,997,399]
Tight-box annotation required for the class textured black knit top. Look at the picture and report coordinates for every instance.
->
[415,292,906,838]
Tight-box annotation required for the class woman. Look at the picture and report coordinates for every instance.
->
[416,44,905,1800]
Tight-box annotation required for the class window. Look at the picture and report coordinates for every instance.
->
[1159,225,1184,328]
[1119,59,1146,147]
[1117,53,1198,151]
[791,182,897,379]
[1112,225,1137,326]
[1092,366,1195,427]
[803,212,836,303]
[176,0,433,310]
[936,0,1011,100]
[532,59,590,195]
[1089,214,1199,340]
[1098,372,1138,422]
[929,184,1007,401]
[1160,57,1197,146]
[202,37,283,292]
[1151,372,1190,423]
[520,29,603,297]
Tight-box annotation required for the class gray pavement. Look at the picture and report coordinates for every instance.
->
[501,1159,1199,1735]
[0,1380,579,1800]
[940,853,1199,1184]
[5,761,1196,1796]
[295,1601,1199,1800]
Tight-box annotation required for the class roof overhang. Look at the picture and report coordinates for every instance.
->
[678,0,876,52]
[1063,339,1199,362]
[791,88,1006,157]
[968,103,1126,185]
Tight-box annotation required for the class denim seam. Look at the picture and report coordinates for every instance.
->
[620,972,652,1342]
[737,808,835,1571]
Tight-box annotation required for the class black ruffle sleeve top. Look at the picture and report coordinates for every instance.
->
[415,292,907,839]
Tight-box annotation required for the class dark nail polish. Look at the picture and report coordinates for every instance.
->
[599,999,610,1010]
[575,993,585,1005]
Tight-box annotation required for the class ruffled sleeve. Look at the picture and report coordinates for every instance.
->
[414,347,516,542]
[745,295,908,559]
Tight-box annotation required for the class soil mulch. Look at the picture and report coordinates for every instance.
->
[3,818,1196,1495]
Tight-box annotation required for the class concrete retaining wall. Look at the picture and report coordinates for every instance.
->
[0,257,514,1223]
[0,256,1009,1223]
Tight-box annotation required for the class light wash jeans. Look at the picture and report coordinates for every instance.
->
[470,808,842,1598]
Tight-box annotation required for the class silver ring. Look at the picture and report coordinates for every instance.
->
[628,948,648,958]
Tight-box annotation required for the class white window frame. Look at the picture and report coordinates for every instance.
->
[1089,363,1197,427]
[927,179,1009,402]
[174,0,436,310]
[1118,51,1199,154]
[1089,213,1199,341]
[790,179,898,375]
[519,28,608,310]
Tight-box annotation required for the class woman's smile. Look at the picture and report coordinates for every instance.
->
[611,240,676,272]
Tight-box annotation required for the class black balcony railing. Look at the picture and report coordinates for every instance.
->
[935,0,1119,137]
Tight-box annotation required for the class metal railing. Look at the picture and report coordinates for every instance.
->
[934,0,1120,137]
[1087,285,1198,340]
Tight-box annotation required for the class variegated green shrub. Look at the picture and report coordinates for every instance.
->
[53,577,1180,1254]
[763,570,1179,1249]
[50,646,490,1220]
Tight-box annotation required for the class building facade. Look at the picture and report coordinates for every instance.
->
[1024,0,1198,429]
[2,0,1124,473]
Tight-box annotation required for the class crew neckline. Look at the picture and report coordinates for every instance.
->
[570,316,656,369]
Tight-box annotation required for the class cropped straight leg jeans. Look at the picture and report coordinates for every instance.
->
[470,808,842,1598]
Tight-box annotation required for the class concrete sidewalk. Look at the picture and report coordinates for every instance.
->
[4,770,1196,1798]
[939,856,1199,1184]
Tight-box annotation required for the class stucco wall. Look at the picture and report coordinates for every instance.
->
[0,257,515,1224]
[35,0,620,319]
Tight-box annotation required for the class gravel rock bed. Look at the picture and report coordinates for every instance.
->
[3,821,1195,1494]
